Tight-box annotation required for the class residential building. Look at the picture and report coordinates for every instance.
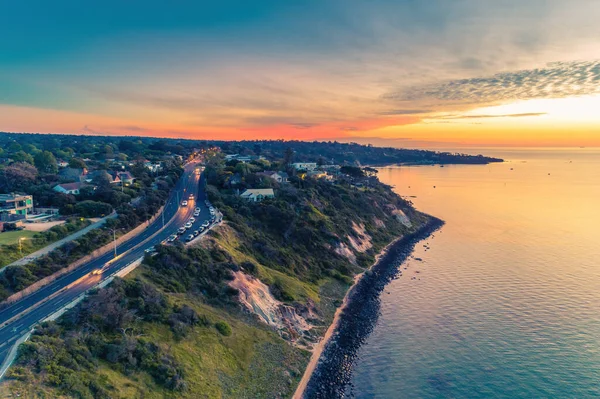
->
[292,162,317,171]
[59,167,88,182]
[117,171,136,184]
[240,188,275,202]
[0,193,34,220]
[144,161,163,173]
[57,159,69,168]
[53,182,87,195]
[258,171,289,183]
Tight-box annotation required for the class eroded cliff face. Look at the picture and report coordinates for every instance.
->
[229,271,320,348]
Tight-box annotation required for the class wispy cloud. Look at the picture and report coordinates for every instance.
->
[438,112,547,120]
[387,60,600,105]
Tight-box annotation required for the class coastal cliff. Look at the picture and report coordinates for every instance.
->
[1,162,435,398]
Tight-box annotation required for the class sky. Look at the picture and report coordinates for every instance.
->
[1,0,600,147]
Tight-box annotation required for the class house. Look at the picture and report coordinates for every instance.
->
[0,193,33,220]
[86,170,117,185]
[227,173,243,187]
[53,182,88,195]
[240,188,275,202]
[57,159,69,168]
[59,167,88,182]
[259,171,289,183]
[117,171,135,185]
[144,161,162,173]
[307,170,330,180]
[292,162,317,171]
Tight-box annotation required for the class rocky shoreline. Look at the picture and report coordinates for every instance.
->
[300,216,445,399]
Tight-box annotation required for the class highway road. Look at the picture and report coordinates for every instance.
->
[0,160,217,370]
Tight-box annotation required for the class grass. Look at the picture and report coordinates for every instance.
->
[0,230,37,246]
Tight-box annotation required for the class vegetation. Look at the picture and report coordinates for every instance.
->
[0,218,91,267]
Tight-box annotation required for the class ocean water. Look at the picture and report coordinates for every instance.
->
[348,148,600,398]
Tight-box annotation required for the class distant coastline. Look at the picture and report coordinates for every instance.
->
[296,215,444,399]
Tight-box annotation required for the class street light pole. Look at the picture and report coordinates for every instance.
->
[109,228,117,258]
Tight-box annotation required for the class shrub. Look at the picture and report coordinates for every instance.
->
[214,321,232,336]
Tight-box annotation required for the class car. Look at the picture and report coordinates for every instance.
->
[193,229,200,236]
[193,211,200,217]
[189,194,195,200]
[144,246,156,254]
[92,268,103,275]
[202,221,210,228]
[186,234,194,242]
[195,207,201,212]
[211,216,216,222]
[167,234,178,242]
[185,222,193,229]
[181,200,188,206]
[189,217,196,223]
[205,200,210,206]
[177,227,186,235]
[198,226,205,232]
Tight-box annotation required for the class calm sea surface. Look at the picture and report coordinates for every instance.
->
[349,148,600,398]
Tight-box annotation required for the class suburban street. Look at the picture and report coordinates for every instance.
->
[0,160,216,371]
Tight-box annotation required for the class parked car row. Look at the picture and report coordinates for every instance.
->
[158,198,220,249]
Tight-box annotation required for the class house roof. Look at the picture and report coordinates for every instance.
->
[55,182,84,191]
[241,188,275,197]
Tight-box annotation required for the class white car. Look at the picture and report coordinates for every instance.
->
[167,234,178,242]
[185,234,194,242]
[189,194,195,199]
[193,211,200,217]
[189,217,196,223]
[202,221,210,228]
[177,227,186,235]
[185,222,193,229]
[181,200,188,207]
[195,207,201,213]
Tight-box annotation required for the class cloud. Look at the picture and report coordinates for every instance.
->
[377,109,432,115]
[439,112,547,119]
[387,60,600,105]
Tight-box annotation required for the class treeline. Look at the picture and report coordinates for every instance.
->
[213,140,503,165]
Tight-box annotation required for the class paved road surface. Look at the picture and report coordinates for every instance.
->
[0,161,215,370]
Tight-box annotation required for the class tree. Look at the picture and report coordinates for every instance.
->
[68,158,87,169]
[12,151,34,165]
[34,151,58,175]
[7,141,21,153]
[74,201,113,217]
[283,147,294,166]
[340,165,364,178]
[0,162,38,191]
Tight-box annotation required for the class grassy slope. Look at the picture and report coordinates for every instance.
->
[0,230,37,246]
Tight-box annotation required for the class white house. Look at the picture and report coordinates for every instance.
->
[292,162,317,171]
[259,171,289,183]
[53,182,86,195]
[240,188,275,202]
